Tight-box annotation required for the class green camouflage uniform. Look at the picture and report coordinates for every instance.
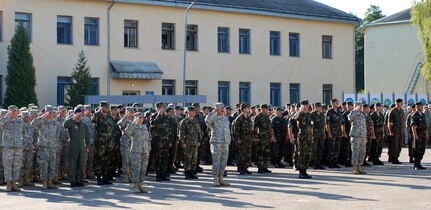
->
[296,112,313,170]
[167,115,179,171]
[232,114,254,171]
[288,116,299,166]
[253,113,272,170]
[270,116,287,165]
[150,113,171,178]
[178,117,202,171]
[365,113,374,161]
[411,111,427,166]
[92,112,115,178]
[370,111,384,161]
[325,108,343,163]
[310,110,325,165]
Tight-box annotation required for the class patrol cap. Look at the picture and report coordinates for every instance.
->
[225,106,232,111]
[300,100,309,105]
[354,101,362,106]
[29,109,38,116]
[395,98,403,103]
[21,111,29,118]
[28,103,35,108]
[155,102,165,108]
[175,105,183,110]
[370,104,375,109]
[125,107,135,112]
[82,105,91,111]
[347,101,353,106]
[8,105,18,111]
[167,103,175,108]
[99,101,109,108]
[214,102,224,109]
[415,101,423,106]
[134,112,143,118]
[166,107,173,112]
[74,107,82,113]
[375,103,382,107]
[19,107,28,112]
[144,110,152,117]
[30,106,39,111]
[260,104,269,109]
[44,105,54,113]
[362,104,369,108]
[314,102,322,107]
[331,98,339,103]
[186,106,196,112]
[192,103,200,108]
[57,106,67,112]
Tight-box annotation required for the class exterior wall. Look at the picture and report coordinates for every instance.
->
[364,23,427,95]
[0,0,355,106]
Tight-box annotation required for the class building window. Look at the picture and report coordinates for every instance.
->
[15,13,32,40]
[57,16,72,44]
[186,25,198,51]
[185,80,198,95]
[323,84,333,105]
[289,83,300,104]
[218,81,230,106]
[218,27,230,53]
[322,35,332,59]
[123,91,140,96]
[270,31,280,56]
[289,33,300,57]
[124,20,138,48]
[57,77,99,105]
[84,17,99,45]
[239,29,250,54]
[162,80,175,95]
[0,11,3,42]
[162,23,175,50]
[239,82,251,105]
[270,83,281,106]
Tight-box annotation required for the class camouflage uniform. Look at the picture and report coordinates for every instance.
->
[270,115,287,166]
[405,111,414,161]
[20,117,37,185]
[232,114,253,172]
[325,108,344,166]
[348,110,367,166]
[167,114,179,172]
[410,111,428,167]
[310,110,325,166]
[124,122,151,183]
[111,114,122,177]
[370,111,385,163]
[288,116,299,166]
[81,115,95,178]
[92,111,115,181]
[253,113,272,170]
[31,116,60,181]
[0,116,25,182]
[178,117,202,173]
[340,110,352,166]
[196,112,209,167]
[56,116,69,180]
[175,114,186,167]
[296,111,313,171]
[205,111,231,176]
[150,112,171,180]
[365,112,374,162]
[118,115,133,178]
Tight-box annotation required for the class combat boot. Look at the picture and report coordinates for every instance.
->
[298,170,312,179]
[6,181,12,192]
[102,173,113,185]
[42,181,48,190]
[139,181,148,193]
[156,173,163,182]
[185,171,192,179]
[357,164,367,174]
[123,173,130,183]
[218,174,230,186]
[352,165,360,175]
[133,182,141,193]
[161,172,170,181]
[19,177,25,187]
[10,181,21,192]
[97,176,104,185]
[213,175,220,187]
[48,180,59,189]
[24,176,35,187]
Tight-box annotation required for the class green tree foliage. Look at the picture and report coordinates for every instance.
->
[66,50,92,107]
[4,24,38,107]
[412,0,431,81]
[356,5,385,92]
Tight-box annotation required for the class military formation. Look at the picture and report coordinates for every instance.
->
[0,98,428,193]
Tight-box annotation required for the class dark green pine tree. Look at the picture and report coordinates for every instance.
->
[66,50,92,107]
[4,24,38,107]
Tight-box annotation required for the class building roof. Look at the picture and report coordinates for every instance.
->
[111,60,163,80]
[116,0,360,24]
[372,8,411,24]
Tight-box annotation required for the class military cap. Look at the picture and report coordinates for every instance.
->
[45,105,55,113]
[415,101,423,106]
[241,103,249,109]
[74,107,82,113]
[82,105,91,111]
[331,98,339,103]
[136,108,145,113]
[19,107,28,112]
[21,111,29,118]
[99,101,109,108]
[57,106,67,112]
[134,112,143,118]
[30,106,39,111]
[76,104,84,110]
[250,106,256,109]
[1,109,8,115]
[286,103,291,107]
[341,102,347,106]
[8,105,18,111]
[296,103,301,108]
[202,106,210,110]
[314,102,322,107]
[276,107,283,111]
[390,104,396,108]
[192,103,200,108]
[167,103,175,108]
[175,105,182,110]
[117,104,124,109]
[235,103,241,108]
[362,104,369,108]
[396,98,403,103]
[214,102,224,109]
[300,100,309,105]
[110,104,118,110]
[166,107,173,112]
[29,109,38,116]
[370,104,375,109]
[132,103,139,108]
[260,104,269,109]
[155,102,165,108]
[125,107,135,112]
[144,110,152,117]
[186,106,196,112]
[67,110,74,115]
[375,103,382,107]
[255,105,261,109]
[411,104,416,109]
[347,101,353,106]
[354,101,362,106]
[224,106,232,110]
[28,103,35,108]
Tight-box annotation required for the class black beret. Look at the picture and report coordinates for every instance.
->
[260,104,269,109]
[415,102,423,106]
[300,100,309,105]
[314,102,322,107]
[347,101,353,106]
[396,98,403,103]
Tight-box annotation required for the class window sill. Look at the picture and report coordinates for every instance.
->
[162,48,176,51]
[85,44,100,47]
[124,46,139,49]
[270,54,281,56]
[57,43,73,46]
[239,53,251,55]
[290,55,300,58]
[218,52,230,54]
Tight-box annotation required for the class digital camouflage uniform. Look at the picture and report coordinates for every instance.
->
[410,111,427,167]
[232,114,254,171]
[124,123,151,183]
[205,111,231,176]
[178,117,202,172]
[118,116,134,177]
[370,111,385,162]
[296,111,313,170]
[325,108,344,165]
[150,113,171,179]
[348,110,367,166]
[310,110,325,166]
[0,117,25,182]
[270,115,287,165]
[31,116,60,181]
[253,113,272,170]
[20,118,37,185]
[92,111,116,179]
[56,116,69,180]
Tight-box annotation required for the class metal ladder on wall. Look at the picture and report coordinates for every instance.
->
[403,53,423,95]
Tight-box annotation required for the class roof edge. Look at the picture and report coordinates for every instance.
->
[363,20,411,30]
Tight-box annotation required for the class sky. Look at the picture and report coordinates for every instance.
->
[315,0,415,18]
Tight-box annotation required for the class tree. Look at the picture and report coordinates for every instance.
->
[66,50,92,107]
[4,24,38,107]
[355,5,385,92]
[412,0,431,81]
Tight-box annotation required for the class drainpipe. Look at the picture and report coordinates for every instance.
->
[107,0,116,96]
[182,0,197,97]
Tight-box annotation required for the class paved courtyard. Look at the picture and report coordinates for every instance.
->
[1,148,430,210]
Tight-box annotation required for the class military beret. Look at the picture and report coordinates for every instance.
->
[134,112,143,118]
[314,102,322,107]
[192,103,200,108]
[8,105,18,111]
[300,100,309,105]
[396,98,403,103]
[390,104,396,108]
[125,107,135,112]
[57,106,67,112]
[341,102,347,106]
[186,106,196,112]
[99,101,109,108]
[21,111,29,118]
[156,102,165,108]
[144,110,152,117]
[370,104,375,109]
[375,103,382,107]
[415,102,423,106]
[166,107,173,112]
[175,105,182,110]
[347,101,353,106]
[45,105,55,113]
[260,104,269,109]
[74,107,82,113]
[331,98,339,103]
[214,102,225,109]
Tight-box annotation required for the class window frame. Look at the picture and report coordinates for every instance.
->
[239,82,251,105]
[270,83,281,106]
[84,17,99,46]
[289,83,300,104]
[57,15,73,45]
[270,31,281,56]
[322,35,333,59]
[217,27,230,53]
[239,28,251,54]
[162,79,176,95]
[124,19,138,48]
[186,24,198,51]
[162,23,175,50]
[323,84,333,105]
[218,81,230,106]
[185,80,198,95]
[15,12,32,41]
[289,33,300,57]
